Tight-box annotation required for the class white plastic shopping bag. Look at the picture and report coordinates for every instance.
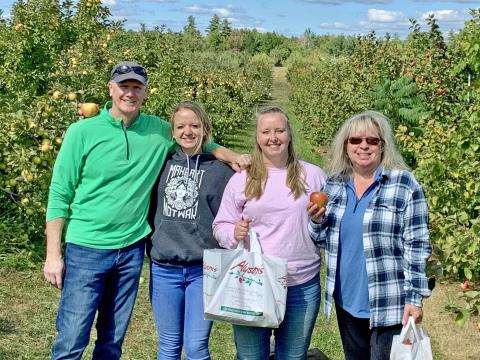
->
[203,229,288,328]
[390,316,433,360]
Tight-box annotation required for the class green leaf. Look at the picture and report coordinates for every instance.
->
[464,268,473,280]
[455,309,470,327]
[464,290,479,299]
[411,127,424,136]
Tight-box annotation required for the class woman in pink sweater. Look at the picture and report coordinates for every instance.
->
[213,106,327,360]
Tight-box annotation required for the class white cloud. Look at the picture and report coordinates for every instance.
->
[319,21,352,30]
[303,0,391,4]
[211,7,233,17]
[181,4,265,30]
[101,0,116,5]
[413,0,480,3]
[184,4,205,13]
[184,4,239,17]
[420,9,467,22]
[367,9,404,22]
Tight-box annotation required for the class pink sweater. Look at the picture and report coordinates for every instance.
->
[213,161,327,286]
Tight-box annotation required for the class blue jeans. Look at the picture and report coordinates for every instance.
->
[51,240,145,360]
[233,273,321,360]
[150,262,212,360]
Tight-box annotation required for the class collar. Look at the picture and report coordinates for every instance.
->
[103,101,141,127]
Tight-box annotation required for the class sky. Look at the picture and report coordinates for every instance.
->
[1,0,479,37]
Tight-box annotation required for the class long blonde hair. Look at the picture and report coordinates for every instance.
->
[329,110,408,175]
[244,106,307,200]
[170,101,212,154]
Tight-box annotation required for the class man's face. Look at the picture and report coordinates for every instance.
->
[108,80,147,118]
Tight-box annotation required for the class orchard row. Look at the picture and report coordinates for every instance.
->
[286,12,480,301]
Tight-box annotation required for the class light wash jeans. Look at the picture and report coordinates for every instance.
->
[51,239,145,360]
[233,273,321,360]
[150,262,212,360]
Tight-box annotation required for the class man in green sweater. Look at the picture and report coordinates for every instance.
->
[43,61,247,360]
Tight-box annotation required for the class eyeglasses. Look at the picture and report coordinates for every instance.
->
[111,65,148,79]
[347,137,382,146]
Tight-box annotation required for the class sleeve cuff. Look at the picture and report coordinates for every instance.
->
[406,291,423,307]
[309,219,323,230]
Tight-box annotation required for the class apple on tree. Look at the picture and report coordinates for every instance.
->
[52,90,62,100]
[79,103,100,118]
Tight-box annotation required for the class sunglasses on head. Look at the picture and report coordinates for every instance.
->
[112,65,148,79]
[347,137,382,146]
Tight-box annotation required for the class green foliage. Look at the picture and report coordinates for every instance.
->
[287,13,480,325]
[0,0,271,266]
[288,33,404,146]
[370,76,428,128]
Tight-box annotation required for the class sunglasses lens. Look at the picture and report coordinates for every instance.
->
[366,137,380,145]
[348,137,362,144]
[132,66,147,76]
[116,65,131,74]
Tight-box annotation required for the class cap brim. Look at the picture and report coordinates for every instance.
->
[112,73,147,86]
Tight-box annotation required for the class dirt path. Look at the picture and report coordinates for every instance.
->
[268,66,324,167]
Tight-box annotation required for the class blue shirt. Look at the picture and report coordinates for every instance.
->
[334,170,381,318]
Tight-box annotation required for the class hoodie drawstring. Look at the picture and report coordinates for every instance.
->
[185,153,201,192]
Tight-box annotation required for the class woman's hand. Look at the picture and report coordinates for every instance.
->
[402,304,423,325]
[234,218,252,241]
[307,202,325,224]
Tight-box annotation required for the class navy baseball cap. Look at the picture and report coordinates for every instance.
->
[110,61,148,86]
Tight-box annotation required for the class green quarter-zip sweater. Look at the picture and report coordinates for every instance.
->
[46,101,218,249]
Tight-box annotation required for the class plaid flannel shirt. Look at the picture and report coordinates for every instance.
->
[308,168,432,328]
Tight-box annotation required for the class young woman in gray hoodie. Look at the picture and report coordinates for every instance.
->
[148,101,235,360]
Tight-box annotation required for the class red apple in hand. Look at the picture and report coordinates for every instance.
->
[310,191,329,209]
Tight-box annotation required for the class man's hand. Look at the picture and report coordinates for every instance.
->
[44,254,64,289]
[44,218,65,289]
[402,304,423,325]
[230,154,252,172]
[211,147,251,173]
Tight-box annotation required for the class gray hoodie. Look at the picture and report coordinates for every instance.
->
[148,146,234,266]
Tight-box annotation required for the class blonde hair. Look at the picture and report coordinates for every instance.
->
[245,106,307,200]
[170,101,212,154]
[329,110,408,175]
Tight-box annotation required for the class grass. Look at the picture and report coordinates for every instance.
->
[1,66,478,359]
[1,265,479,360]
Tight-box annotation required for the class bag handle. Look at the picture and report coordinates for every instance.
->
[399,316,424,344]
[235,229,262,253]
[248,229,262,254]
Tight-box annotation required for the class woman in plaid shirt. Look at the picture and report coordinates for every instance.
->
[308,111,432,359]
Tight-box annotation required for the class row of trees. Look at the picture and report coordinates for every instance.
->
[287,11,480,323]
[0,0,273,267]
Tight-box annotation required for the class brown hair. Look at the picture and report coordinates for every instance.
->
[244,106,307,200]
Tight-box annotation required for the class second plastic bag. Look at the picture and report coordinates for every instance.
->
[390,316,433,360]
